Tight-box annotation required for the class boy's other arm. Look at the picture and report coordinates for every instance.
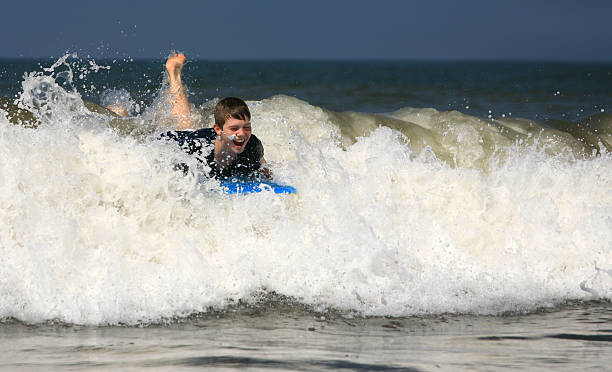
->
[260,157,272,179]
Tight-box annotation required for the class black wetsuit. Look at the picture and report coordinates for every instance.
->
[162,128,264,179]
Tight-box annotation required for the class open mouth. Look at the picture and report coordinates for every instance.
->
[233,138,245,148]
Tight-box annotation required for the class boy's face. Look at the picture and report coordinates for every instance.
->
[214,117,252,154]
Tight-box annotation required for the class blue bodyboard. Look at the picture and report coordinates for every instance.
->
[219,179,297,195]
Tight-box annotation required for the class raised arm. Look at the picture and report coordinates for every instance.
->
[165,53,194,130]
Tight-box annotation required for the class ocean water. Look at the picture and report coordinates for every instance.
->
[1,56,611,370]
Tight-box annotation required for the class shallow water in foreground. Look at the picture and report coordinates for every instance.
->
[2,301,610,371]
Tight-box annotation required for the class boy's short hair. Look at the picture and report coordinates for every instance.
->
[214,97,251,129]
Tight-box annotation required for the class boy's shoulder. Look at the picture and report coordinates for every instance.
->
[185,127,216,142]
[246,133,263,157]
[161,127,214,143]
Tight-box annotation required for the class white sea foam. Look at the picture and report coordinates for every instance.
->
[0,67,611,325]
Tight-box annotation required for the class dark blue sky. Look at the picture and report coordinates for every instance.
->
[3,0,611,61]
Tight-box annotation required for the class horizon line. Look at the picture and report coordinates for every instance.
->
[1,56,612,64]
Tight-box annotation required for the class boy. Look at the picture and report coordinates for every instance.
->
[163,53,269,179]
